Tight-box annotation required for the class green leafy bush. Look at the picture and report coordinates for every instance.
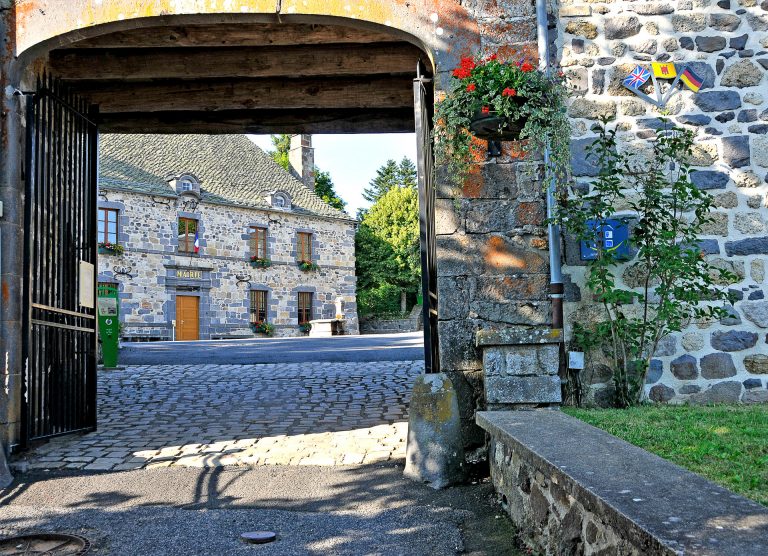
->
[358,283,403,317]
[554,119,736,407]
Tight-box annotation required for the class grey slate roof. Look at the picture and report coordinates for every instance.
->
[99,134,353,220]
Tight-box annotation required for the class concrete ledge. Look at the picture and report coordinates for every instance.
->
[477,410,768,556]
[476,328,563,347]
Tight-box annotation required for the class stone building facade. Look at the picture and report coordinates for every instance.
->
[556,0,768,404]
[97,134,358,341]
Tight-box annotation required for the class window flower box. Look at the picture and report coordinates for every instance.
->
[249,256,271,268]
[298,322,312,334]
[297,260,319,272]
[98,242,124,256]
[250,321,274,336]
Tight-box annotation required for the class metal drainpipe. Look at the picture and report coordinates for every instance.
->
[536,0,565,330]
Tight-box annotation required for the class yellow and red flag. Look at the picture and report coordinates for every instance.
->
[651,62,677,79]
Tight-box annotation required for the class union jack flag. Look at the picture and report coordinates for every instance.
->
[623,66,651,90]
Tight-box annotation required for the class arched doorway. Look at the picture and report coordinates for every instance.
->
[11,9,444,450]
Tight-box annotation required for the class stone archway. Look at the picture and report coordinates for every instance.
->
[1,1,548,479]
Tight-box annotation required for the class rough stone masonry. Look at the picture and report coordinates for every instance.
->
[557,0,768,405]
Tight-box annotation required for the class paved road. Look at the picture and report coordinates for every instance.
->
[119,332,425,365]
[0,464,520,555]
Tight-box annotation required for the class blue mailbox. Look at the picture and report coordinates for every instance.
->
[579,218,631,261]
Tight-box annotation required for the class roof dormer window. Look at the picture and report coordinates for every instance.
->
[166,172,202,199]
[266,190,292,210]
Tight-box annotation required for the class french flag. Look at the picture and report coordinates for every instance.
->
[194,230,200,253]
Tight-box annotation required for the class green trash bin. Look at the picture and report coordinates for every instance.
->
[97,283,120,368]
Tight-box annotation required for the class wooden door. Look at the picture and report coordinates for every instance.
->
[176,295,199,341]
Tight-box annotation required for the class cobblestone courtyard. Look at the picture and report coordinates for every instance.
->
[16,361,422,472]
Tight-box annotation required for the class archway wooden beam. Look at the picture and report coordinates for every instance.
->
[98,108,415,134]
[49,43,423,81]
[68,23,401,49]
[73,75,414,113]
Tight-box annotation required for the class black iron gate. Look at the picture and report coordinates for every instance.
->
[414,70,439,374]
[21,75,99,446]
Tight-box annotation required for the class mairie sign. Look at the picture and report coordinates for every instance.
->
[177,269,203,279]
[622,62,704,109]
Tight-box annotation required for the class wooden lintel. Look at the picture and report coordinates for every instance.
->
[50,43,423,81]
[70,23,401,49]
[98,108,415,134]
[74,76,414,113]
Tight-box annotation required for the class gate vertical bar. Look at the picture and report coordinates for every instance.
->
[413,70,439,374]
[21,87,37,449]
[86,104,99,430]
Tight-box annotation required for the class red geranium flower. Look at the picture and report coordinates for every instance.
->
[486,53,498,62]
[481,106,490,114]
[452,67,471,79]
[459,57,476,71]
[502,87,517,97]
[466,83,476,92]
[521,62,534,72]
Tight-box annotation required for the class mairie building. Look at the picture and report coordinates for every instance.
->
[97,134,359,340]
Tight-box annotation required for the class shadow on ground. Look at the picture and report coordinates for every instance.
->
[0,462,521,555]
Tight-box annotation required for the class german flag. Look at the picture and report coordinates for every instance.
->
[679,66,703,92]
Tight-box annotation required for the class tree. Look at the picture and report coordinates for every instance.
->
[355,186,420,314]
[268,136,347,211]
[268,134,291,172]
[314,169,346,211]
[362,157,417,203]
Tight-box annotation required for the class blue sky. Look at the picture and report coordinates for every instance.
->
[249,134,417,217]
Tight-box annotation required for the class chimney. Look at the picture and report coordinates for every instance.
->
[289,134,315,191]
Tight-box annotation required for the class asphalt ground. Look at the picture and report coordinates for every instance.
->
[118,332,425,365]
[0,463,521,555]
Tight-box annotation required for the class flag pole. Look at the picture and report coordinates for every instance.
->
[661,65,685,106]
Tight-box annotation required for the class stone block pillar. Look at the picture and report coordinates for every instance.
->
[476,329,562,409]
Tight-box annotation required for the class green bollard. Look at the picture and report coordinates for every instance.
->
[97,283,120,368]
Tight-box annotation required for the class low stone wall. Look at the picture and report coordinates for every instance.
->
[478,410,768,556]
[359,305,423,335]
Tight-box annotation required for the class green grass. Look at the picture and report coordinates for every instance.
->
[563,405,768,506]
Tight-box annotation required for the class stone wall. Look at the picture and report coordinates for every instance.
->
[434,0,552,455]
[478,410,768,556]
[557,0,768,404]
[98,190,359,339]
[359,304,423,334]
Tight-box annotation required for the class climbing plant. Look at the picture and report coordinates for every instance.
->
[554,119,736,407]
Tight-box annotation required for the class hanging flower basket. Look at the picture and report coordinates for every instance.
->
[98,242,124,256]
[434,54,572,185]
[469,109,526,141]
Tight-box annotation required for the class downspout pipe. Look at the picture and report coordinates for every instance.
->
[536,0,565,330]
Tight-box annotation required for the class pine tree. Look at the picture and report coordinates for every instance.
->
[362,157,417,203]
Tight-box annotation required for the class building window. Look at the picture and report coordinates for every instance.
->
[250,290,268,324]
[297,232,312,263]
[273,194,286,208]
[298,292,313,324]
[98,208,119,244]
[178,217,199,253]
[250,227,268,259]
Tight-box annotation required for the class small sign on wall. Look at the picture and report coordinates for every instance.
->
[79,261,95,308]
[579,219,631,261]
